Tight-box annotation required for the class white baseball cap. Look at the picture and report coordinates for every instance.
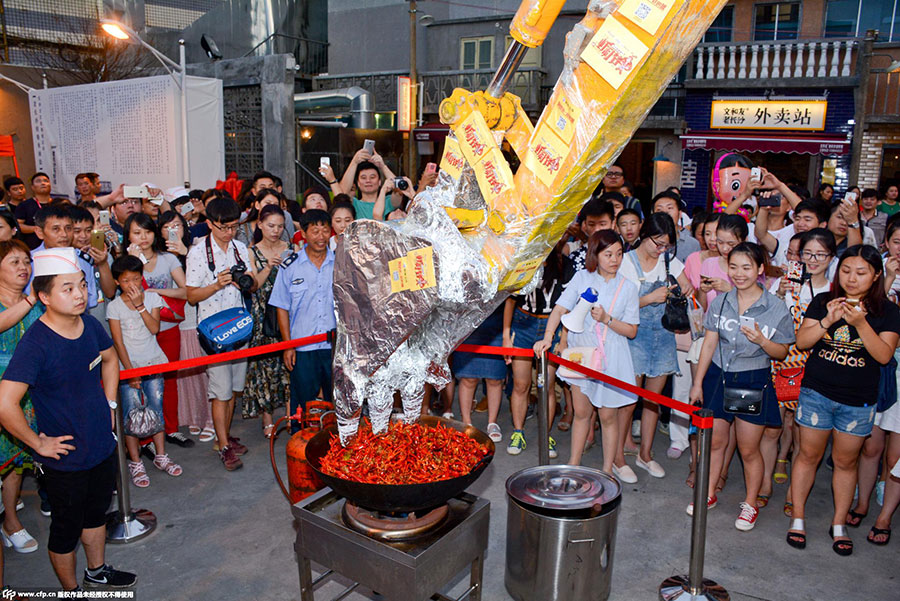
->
[32,247,81,277]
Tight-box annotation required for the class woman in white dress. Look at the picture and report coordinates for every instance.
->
[537,230,640,476]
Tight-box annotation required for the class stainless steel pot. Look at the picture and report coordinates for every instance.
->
[505,465,621,601]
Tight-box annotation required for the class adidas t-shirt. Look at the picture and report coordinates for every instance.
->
[801,293,900,407]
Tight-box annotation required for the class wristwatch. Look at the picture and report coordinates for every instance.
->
[848,220,860,229]
[108,399,118,410]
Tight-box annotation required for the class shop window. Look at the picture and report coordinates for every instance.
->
[460,37,494,71]
[825,0,898,39]
[881,145,900,192]
[703,5,735,43]
[753,2,801,40]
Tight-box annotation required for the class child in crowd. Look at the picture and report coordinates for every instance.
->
[107,255,182,488]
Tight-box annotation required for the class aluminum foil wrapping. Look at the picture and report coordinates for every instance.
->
[333,0,729,443]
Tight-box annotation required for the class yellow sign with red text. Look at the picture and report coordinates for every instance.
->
[618,0,674,36]
[389,246,437,294]
[439,136,466,180]
[581,16,649,90]
[525,125,569,188]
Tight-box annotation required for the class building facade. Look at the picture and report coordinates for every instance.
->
[316,0,900,211]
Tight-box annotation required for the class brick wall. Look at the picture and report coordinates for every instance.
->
[858,126,900,189]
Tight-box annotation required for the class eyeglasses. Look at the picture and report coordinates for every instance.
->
[801,251,832,262]
[211,222,240,233]
[606,171,624,178]
[650,237,671,251]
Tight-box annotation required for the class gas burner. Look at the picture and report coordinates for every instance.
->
[342,501,449,541]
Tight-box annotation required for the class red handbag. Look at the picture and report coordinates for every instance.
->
[141,278,186,323]
[773,367,804,403]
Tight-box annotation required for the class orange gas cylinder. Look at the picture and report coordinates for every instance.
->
[285,427,323,504]
[270,404,336,504]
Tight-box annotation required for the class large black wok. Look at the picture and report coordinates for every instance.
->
[306,416,495,513]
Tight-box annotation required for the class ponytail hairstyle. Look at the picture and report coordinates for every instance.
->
[727,241,769,274]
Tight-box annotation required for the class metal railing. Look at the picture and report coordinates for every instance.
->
[313,67,547,113]
[689,37,859,81]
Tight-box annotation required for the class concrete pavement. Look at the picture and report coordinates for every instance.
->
[4,399,896,601]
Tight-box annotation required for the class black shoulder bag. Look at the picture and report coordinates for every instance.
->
[716,292,765,416]
[661,250,691,334]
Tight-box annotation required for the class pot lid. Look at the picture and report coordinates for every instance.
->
[506,465,621,514]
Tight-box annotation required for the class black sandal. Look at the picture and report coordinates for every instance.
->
[867,526,891,546]
[786,518,806,549]
[845,509,866,528]
[829,525,853,556]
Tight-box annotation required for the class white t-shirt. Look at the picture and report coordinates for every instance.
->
[185,237,252,322]
[107,291,169,369]
[768,278,831,313]
[769,223,796,265]
[620,250,684,288]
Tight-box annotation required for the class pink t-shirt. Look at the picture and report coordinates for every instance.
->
[699,256,730,308]
[683,251,704,290]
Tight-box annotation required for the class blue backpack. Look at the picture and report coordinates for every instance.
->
[198,306,254,354]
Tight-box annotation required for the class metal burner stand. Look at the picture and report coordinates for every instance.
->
[293,488,490,601]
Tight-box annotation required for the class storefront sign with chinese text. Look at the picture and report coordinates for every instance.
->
[711,100,827,131]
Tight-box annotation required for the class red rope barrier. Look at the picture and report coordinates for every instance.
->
[455,343,533,358]
[548,353,714,430]
[119,333,328,379]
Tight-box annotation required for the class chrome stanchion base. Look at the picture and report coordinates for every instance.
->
[659,575,730,601]
[105,508,157,544]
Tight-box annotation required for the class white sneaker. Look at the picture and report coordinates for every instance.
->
[635,456,666,478]
[441,412,455,420]
[487,422,502,443]
[1,526,38,553]
[612,464,638,484]
[666,445,685,460]
[735,502,759,531]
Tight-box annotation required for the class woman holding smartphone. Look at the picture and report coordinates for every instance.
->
[244,205,291,437]
[789,245,900,555]
[620,213,694,480]
[689,242,794,531]
[762,229,835,513]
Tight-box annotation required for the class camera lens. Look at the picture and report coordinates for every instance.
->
[395,178,409,191]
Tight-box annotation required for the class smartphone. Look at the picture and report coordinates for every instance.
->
[90,230,105,251]
[363,139,375,155]
[320,157,330,168]
[845,298,860,308]
[785,260,804,283]
[179,201,194,216]
[758,192,783,207]
[168,228,179,242]
[700,276,713,285]
[123,185,149,199]
[98,210,110,227]
[750,167,761,181]
[845,191,858,203]
[739,315,756,329]
[425,162,437,174]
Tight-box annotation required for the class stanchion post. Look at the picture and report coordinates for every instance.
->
[536,350,550,466]
[106,400,157,544]
[658,408,729,601]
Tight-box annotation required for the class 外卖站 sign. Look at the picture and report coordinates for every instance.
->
[711,100,827,131]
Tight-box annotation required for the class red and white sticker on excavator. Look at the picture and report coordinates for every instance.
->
[389,246,437,294]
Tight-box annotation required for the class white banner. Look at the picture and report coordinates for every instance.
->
[30,75,224,199]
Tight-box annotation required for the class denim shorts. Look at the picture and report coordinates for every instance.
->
[453,310,506,381]
[120,375,165,437]
[795,387,877,437]
[701,363,781,427]
[511,309,560,353]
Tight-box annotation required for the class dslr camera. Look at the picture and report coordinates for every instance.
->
[394,177,409,191]
[229,265,255,293]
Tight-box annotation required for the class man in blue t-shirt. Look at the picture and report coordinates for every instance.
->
[0,248,136,592]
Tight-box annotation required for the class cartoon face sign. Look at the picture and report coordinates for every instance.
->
[712,153,754,216]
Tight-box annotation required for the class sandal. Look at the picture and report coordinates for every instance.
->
[153,454,183,477]
[128,460,150,488]
[845,509,866,528]
[786,518,806,549]
[685,469,695,489]
[557,416,572,432]
[867,525,891,546]
[756,494,770,509]
[624,443,640,456]
[715,474,728,494]
[783,501,793,518]
[829,525,853,556]
[263,424,276,439]
[773,459,789,484]
[198,427,216,443]
[188,426,202,436]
